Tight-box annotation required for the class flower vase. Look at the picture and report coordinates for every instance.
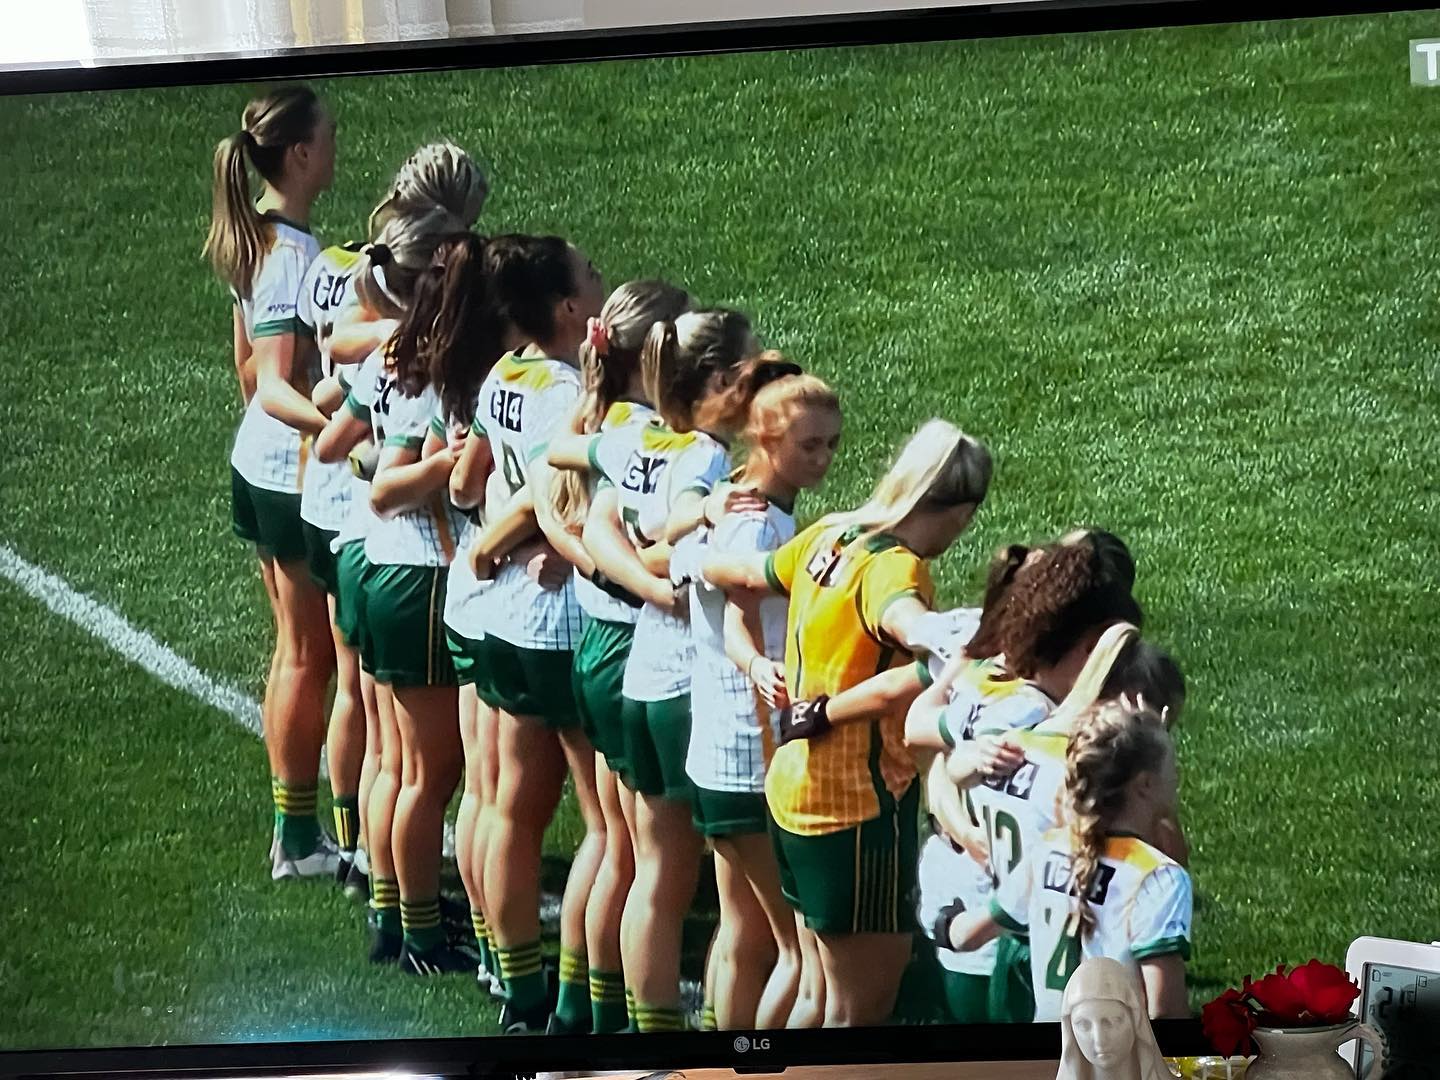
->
[1246,1021,1386,1080]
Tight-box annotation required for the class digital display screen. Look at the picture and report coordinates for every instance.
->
[1359,963,1440,1080]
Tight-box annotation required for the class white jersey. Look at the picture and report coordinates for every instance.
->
[229,217,322,493]
[992,829,1193,1021]
[297,242,364,530]
[590,418,731,703]
[333,348,385,550]
[911,607,983,681]
[680,501,795,794]
[918,826,997,978]
[473,351,583,651]
[444,439,510,642]
[363,383,465,568]
[573,401,656,626]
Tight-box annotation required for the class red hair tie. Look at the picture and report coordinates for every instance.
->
[586,317,610,355]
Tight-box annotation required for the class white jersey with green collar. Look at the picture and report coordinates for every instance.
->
[573,400,656,626]
[590,418,731,702]
[679,501,795,794]
[471,351,583,651]
[991,829,1193,1021]
[363,382,465,568]
[332,347,384,550]
[229,217,321,493]
[297,242,364,530]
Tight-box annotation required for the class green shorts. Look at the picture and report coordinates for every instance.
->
[692,786,769,839]
[302,521,341,596]
[572,619,634,771]
[620,694,693,801]
[333,540,368,652]
[446,627,486,690]
[231,468,307,563]
[988,934,1035,1023]
[474,636,578,727]
[943,969,992,1024]
[359,562,456,688]
[770,781,920,935]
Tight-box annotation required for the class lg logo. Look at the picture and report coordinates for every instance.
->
[732,1035,772,1053]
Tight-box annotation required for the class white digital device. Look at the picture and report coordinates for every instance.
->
[1346,936,1440,1079]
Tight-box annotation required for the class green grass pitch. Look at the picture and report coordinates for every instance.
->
[0,7,1437,1051]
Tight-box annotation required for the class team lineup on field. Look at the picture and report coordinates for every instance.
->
[2,10,1436,1049]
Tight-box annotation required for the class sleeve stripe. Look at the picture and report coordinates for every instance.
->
[914,659,935,691]
[429,416,447,439]
[763,553,788,597]
[875,588,923,647]
[526,441,550,464]
[586,436,607,480]
[252,317,303,339]
[1132,936,1192,961]
[383,434,424,450]
[343,394,370,421]
[471,416,487,438]
[988,897,1028,935]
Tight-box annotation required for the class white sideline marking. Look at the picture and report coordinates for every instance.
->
[0,543,262,736]
[0,542,704,1004]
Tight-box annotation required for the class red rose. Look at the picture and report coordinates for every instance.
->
[1202,988,1258,1058]
[1250,965,1308,1025]
[1288,959,1361,1024]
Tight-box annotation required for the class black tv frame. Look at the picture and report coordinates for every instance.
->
[1,0,1432,1074]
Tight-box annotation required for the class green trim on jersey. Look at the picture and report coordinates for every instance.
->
[763,552,788,596]
[914,659,935,691]
[989,897,1028,936]
[526,440,550,464]
[344,393,370,421]
[1132,935,1192,962]
[471,415,487,438]
[254,316,306,339]
[429,415,447,439]
[383,434,423,451]
[260,209,313,235]
[586,436,606,480]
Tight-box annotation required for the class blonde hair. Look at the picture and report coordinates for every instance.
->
[745,373,841,446]
[820,418,991,553]
[203,85,321,298]
[552,279,691,531]
[368,141,488,240]
[1063,700,1174,939]
[1043,622,1141,734]
[640,309,757,433]
[352,205,469,320]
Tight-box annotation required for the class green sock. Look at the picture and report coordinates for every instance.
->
[273,778,321,858]
[625,986,637,1032]
[331,795,360,855]
[370,876,401,937]
[634,1002,685,1032]
[400,896,445,954]
[590,969,628,1034]
[555,947,591,1031]
[471,910,495,972]
[701,1002,717,1031]
[496,940,547,1014]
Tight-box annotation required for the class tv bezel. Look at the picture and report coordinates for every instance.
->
[1,0,1432,1074]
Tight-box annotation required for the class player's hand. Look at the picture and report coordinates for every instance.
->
[748,657,789,711]
[932,898,967,951]
[975,733,1026,781]
[447,426,468,458]
[644,576,689,620]
[513,539,570,591]
[704,482,767,526]
[777,696,831,745]
[467,540,499,581]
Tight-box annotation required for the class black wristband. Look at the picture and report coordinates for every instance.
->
[589,568,644,609]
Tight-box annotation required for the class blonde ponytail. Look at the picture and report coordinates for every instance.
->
[1042,622,1141,735]
[203,132,268,298]
[1063,701,1173,939]
[368,141,488,240]
[202,85,321,299]
[820,418,991,553]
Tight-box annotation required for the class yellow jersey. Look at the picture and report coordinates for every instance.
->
[764,522,933,835]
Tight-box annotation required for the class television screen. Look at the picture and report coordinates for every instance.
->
[0,2,1435,1069]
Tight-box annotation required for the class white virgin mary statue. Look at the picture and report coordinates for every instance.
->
[1057,958,1176,1080]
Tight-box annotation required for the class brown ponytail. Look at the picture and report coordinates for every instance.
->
[641,308,757,433]
[202,85,322,299]
[1063,701,1173,939]
[691,351,802,437]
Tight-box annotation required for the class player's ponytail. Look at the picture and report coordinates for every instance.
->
[820,419,991,554]
[1043,622,1141,734]
[429,235,509,427]
[691,351,804,439]
[553,279,692,531]
[1063,700,1173,940]
[369,141,487,240]
[203,85,321,298]
[642,308,757,433]
[353,204,469,320]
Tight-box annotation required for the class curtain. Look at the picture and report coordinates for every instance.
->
[80,0,585,58]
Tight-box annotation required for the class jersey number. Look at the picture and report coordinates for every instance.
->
[804,547,845,588]
[1045,928,1083,991]
[982,805,1023,880]
[621,505,650,549]
[500,444,526,495]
